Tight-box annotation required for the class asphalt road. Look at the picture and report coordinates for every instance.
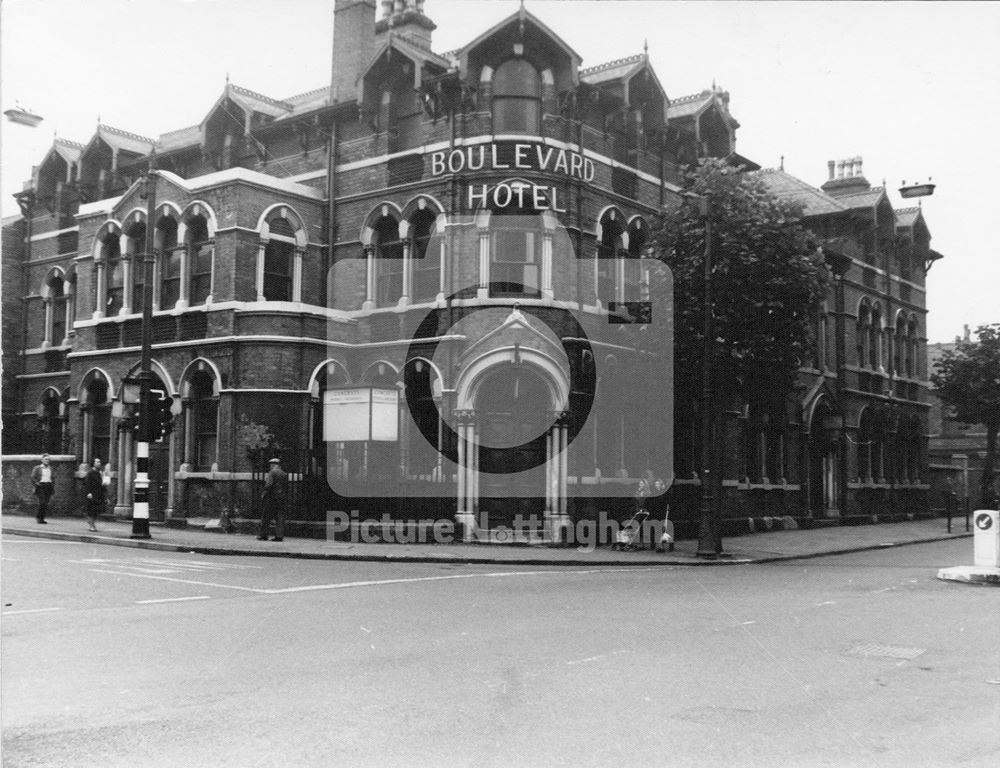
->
[2,536,998,768]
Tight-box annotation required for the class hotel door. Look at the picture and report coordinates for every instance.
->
[477,367,548,530]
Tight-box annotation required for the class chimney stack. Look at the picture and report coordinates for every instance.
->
[964,324,971,342]
[376,0,436,49]
[331,0,377,103]
[827,160,836,181]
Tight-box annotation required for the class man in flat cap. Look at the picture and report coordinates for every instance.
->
[257,456,288,541]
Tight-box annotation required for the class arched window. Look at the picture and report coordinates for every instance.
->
[857,408,875,482]
[374,215,404,306]
[103,234,124,316]
[47,272,67,346]
[124,219,146,313]
[157,217,180,310]
[85,377,111,465]
[410,208,440,302]
[403,359,442,479]
[597,211,625,307]
[894,317,906,377]
[856,302,869,368]
[186,215,212,306]
[263,216,296,302]
[907,317,918,378]
[310,361,350,478]
[38,389,64,454]
[868,304,882,369]
[189,370,218,471]
[492,58,541,134]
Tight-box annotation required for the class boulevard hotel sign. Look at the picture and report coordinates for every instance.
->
[429,142,596,211]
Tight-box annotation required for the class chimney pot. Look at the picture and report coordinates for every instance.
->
[964,324,970,342]
[856,156,864,178]
[836,160,845,179]
[827,160,835,180]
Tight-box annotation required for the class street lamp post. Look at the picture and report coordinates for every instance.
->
[131,160,157,539]
[693,191,723,558]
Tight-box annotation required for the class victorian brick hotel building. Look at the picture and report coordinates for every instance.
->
[2,0,941,540]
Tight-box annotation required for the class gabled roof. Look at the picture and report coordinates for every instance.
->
[580,53,666,111]
[284,86,331,114]
[460,7,582,68]
[894,206,922,228]
[157,125,202,153]
[666,91,715,121]
[49,138,84,166]
[361,33,451,89]
[752,168,849,218]
[832,187,887,210]
[580,54,645,85]
[83,124,156,158]
[226,83,292,117]
[201,83,292,130]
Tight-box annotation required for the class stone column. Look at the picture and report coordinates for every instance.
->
[256,243,267,301]
[545,412,572,542]
[93,261,107,320]
[121,255,133,314]
[363,246,375,311]
[477,231,490,299]
[292,247,304,303]
[41,299,53,348]
[454,410,477,541]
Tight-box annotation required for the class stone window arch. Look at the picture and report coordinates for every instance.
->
[41,268,71,347]
[180,360,220,472]
[596,208,628,308]
[256,205,307,303]
[79,369,113,465]
[95,222,124,318]
[156,212,181,310]
[177,202,218,308]
[121,210,147,314]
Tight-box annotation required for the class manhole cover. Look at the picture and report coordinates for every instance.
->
[847,643,926,660]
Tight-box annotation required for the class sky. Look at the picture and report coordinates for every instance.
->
[2,0,998,343]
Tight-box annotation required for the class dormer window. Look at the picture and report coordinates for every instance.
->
[493,58,541,134]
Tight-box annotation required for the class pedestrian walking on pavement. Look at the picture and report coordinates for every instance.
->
[257,457,288,541]
[30,454,54,524]
[83,458,105,532]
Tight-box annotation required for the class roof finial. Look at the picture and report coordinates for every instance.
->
[97,113,101,126]
[225,71,230,86]
[644,38,649,57]
[780,155,784,171]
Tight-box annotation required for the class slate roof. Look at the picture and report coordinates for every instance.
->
[44,138,84,167]
[226,84,292,118]
[579,54,645,85]
[666,91,713,120]
[831,187,886,210]
[894,207,921,228]
[284,86,331,113]
[157,125,201,152]
[93,124,156,156]
[752,168,848,218]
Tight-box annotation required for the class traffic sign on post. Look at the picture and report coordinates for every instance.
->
[973,510,1000,568]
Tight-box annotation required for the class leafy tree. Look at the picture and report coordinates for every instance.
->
[651,158,828,414]
[931,323,1000,507]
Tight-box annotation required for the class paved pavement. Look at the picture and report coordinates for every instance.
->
[2,511,974,566]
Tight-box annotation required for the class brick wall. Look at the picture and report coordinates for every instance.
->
[1,456,83,517]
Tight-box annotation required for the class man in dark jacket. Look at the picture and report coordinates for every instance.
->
[257,457,288,541]
[30,454,54,524]
[83,458,105,532]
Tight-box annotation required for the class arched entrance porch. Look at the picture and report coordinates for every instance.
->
[454,349,571,542]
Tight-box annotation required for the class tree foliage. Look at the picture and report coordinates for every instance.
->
[651,159,828,409]
[931,323,1000,506]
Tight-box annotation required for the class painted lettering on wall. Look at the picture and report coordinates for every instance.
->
[429,143,595,183]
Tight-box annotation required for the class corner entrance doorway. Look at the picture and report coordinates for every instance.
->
[476,366,549,529]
